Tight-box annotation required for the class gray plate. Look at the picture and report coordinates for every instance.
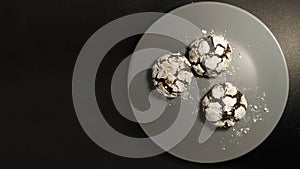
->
[128,2,289,163]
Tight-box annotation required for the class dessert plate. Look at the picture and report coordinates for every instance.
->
[128,2,289,163]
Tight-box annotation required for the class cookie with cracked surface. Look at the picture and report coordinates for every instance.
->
[189,35,232,77]
[202,82,247,128]
[152,53,193,98]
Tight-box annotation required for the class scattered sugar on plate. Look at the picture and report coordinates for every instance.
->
[216,86,269,149]
[238,53,242,58]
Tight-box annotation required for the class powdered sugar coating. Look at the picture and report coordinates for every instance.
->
[152,53,193,98]
[188,35,232,77]
[202,82,247,127]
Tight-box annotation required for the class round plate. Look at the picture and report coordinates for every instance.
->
[128,2,289,163]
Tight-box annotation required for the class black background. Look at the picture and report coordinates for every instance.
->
[3,0,300,168]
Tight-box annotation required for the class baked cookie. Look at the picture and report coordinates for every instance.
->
[202,82,247,127]
[152,53,193,98]
[189,35,232,77]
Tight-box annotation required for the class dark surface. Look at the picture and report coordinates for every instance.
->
[3,0,300,168]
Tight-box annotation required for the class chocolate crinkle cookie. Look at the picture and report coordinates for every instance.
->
[202,82,247,128]
[188,35,232,77]
[152,53,193,98]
